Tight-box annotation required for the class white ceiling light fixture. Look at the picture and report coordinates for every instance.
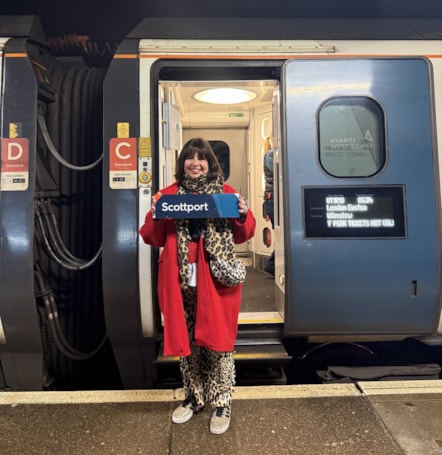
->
[194,87,257,105]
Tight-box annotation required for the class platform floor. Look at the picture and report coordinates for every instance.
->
[0,381,441,454]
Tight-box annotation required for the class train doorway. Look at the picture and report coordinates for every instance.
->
[152,63,289,383]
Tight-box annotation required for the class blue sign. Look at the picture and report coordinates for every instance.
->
[155,194,240,219]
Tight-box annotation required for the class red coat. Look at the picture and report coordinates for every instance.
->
[139,182,256,356]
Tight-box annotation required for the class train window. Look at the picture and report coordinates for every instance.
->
[318,97,385,178]
[209,140,230,180]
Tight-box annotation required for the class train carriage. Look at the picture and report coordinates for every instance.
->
[101,17,442,388]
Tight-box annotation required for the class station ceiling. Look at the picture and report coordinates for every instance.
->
[1,0,442,44]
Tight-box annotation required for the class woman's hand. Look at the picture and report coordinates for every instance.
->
[238,195,248,218]
[151,191,162,218]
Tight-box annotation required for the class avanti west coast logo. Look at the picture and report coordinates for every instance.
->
[155,194,240,219]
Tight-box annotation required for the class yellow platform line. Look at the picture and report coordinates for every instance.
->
[0,383,362,405]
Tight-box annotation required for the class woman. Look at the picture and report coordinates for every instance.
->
[140,137,255,435]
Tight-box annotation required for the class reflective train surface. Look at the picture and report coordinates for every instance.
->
[1,16,442,390]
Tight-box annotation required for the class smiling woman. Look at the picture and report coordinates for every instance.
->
[139,136,256,434]
[184,152,209,178]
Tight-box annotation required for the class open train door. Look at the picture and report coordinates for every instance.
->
[282,58,441,337]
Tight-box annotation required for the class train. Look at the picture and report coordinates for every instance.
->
[1,16,442,390]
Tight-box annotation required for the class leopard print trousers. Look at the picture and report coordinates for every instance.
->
[180,286,235,409]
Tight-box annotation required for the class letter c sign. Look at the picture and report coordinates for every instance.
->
[109,138,137,189]
[109,138,137,171]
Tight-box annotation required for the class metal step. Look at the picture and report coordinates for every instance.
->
[234,343,291,386]
[155,342,291,387]
[155,314,290,387]
[155,343,290,364]
[238,311,283,325]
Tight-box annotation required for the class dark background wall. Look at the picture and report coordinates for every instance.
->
[2,0,442,45]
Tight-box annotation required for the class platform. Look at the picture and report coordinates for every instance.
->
[0,380,441,454]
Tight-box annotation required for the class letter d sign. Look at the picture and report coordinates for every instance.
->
[1,138,29,170]
[1,138,29,191]
[7,141,24,160]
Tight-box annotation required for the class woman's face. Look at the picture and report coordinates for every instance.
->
[184,152,209,179]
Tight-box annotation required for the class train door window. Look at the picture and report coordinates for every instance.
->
[318,97,385,178]
[209,140,230,180]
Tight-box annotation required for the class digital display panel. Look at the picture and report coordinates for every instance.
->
[303,186,406,238]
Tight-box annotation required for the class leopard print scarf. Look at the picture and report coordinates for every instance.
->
[176,174,237,288]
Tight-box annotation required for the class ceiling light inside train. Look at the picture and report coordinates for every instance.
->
[194,88,257,104]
